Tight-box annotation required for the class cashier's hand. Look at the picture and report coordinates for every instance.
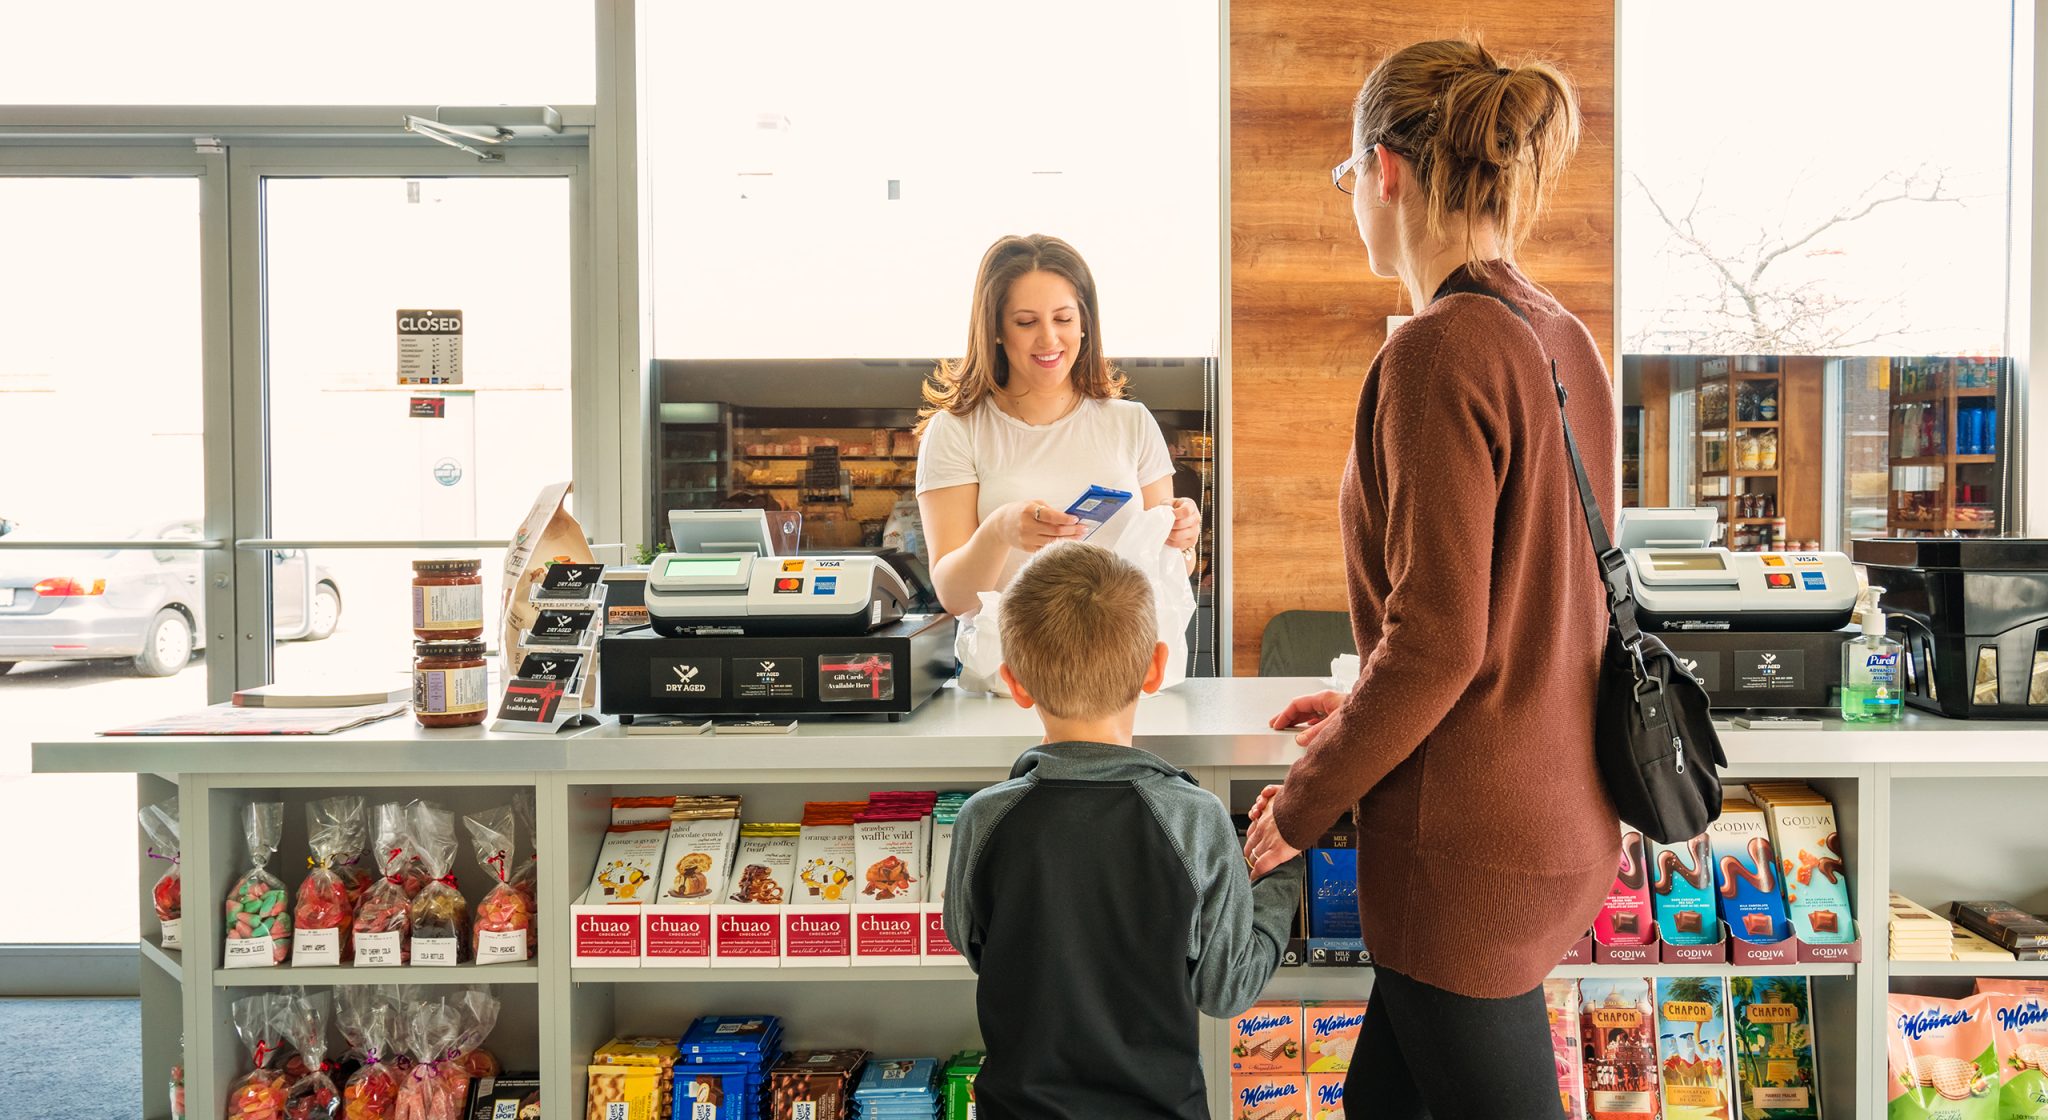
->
[1270,690,1345,749]
[1243,806,1301,881]
[1165,497,1202,551]
[995,500,1086,553]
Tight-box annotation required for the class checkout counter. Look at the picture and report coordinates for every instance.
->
[600,510,957,721]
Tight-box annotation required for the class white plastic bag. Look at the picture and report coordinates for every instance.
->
[956,505,1194,696]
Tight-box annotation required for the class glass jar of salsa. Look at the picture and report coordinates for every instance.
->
[411,559,484,641]
[412,639,488,728]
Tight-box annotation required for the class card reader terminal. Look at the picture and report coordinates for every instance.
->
[1617,507,1858,633]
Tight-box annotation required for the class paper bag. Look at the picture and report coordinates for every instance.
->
[501,483,596,698]
[956,505,1194,696]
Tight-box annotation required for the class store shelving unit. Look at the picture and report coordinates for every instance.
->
[44,684,2048,1120]
[1695,357,1787,550]
[1884,356,2008,536]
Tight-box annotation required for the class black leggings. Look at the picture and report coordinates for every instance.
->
[1342,964,1565,1119]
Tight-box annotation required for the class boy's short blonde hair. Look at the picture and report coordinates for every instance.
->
[999,542,1158,720]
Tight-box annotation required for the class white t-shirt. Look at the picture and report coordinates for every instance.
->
[916,396,1176,589]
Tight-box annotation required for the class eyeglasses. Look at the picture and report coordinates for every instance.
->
[1331,142,1402,195]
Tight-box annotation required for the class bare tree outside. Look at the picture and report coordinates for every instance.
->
[1627,167,1970,355]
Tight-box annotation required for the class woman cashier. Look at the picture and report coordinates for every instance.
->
[915,234,1200,617]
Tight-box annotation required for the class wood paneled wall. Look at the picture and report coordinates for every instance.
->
[1229,1,1616,674]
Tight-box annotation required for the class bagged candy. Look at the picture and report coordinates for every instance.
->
[224,803,292,967]
[434,988,502,1112]
[281,991,341,1120]
[226,994,288,1120]
[394,1000,463,1120]
[295,797,362,966]
[333,796,376,909]
[352,804,412,967]
[406,801,469,966]
[140,798,183,949]
[511,790,538,950]
[338,988,403,1120]
[464,806,531,964]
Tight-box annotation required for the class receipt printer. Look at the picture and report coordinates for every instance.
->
[1619,508,1858,710]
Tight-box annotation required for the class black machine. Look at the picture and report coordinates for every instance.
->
[1853,537,2048,719]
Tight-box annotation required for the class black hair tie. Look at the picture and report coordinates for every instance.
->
[1497,67,1510,76]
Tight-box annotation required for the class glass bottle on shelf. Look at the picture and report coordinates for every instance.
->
[1759,387,1778,422]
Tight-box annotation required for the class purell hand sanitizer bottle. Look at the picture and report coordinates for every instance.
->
[1841,586,1904,722]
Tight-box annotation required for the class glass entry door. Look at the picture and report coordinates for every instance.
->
[233,149,586,690]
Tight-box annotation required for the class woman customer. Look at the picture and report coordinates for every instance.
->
[916,234,1199,618]
[1241,39,1619,1115]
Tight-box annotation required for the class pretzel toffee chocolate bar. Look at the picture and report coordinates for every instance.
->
[1647,835,1720,947]
[727,824,800,906]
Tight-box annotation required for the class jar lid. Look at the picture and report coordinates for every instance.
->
[412,558,482,575]
[414,639,487,659]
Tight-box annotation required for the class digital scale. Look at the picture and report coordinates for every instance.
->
[1617,508,1859,710]
[600,510,957,721]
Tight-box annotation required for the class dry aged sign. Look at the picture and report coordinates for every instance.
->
[397,309,463,385]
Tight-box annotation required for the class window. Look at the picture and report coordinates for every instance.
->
[1620,1,2018,548]
[0,1,594,105]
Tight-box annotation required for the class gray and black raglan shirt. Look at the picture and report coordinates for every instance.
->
[943,741,1305,1120]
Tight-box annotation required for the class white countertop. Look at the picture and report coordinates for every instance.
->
[31,677,2048,776]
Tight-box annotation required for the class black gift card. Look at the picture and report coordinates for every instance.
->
[514,651,584,682]
[537,563,605,599]
[497,679,567,722]
[529,608,597,644]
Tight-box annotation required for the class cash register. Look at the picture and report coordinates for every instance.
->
[600,510,956,722]
[1617,508,1859,709]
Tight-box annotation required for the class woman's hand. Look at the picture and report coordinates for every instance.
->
[1270,690,1346,748]
[1243,807,1301,880]
[1166,496,1202,551]
[994,499,1086,554]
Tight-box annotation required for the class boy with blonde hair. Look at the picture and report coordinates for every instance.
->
[943,542,1303,1119]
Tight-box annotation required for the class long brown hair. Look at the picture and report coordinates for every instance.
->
[1354,39,1581,262]
[918,234,1125,433]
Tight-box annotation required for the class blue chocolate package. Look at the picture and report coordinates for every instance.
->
[1706,798,1789,944]
[1308,847,1360,940]
[680,1015,782,1058]
[1648,834,1721,946]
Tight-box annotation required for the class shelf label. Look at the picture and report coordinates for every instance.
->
[291,927,342,967]
[645,910,712,960]
[476,929,529,963]
[159,919,181,950]
[223,936,276,969]
[853,909,919,960]
[923,909,959,959]
[572,910,642,959]
[413,937,458,966]
[354,931,403,967]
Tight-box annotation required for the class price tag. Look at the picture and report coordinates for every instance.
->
[794,1102,816,1120]
[476,929,529,963]
[607,1103,630,1120]
[159,919,182,950]
[692,1105,715,1120]
[413,937,459,966]
[223,936,276,969]
[291,927,342,967]
[353,931,402,967]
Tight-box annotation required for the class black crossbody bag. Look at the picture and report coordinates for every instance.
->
[1434,274,1725,843]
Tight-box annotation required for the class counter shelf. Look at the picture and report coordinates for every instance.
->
[40,677,2048,1120]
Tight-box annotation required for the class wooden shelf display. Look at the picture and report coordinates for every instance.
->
[1695,359,1787,550]
[1884,356,2006,536]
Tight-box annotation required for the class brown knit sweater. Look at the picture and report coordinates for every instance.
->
[1270,262,1620,999]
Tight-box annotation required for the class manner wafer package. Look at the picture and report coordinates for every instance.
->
[1888,993,1998,1120]
[1580,978,1658,1120]
[1979,987,2048,1118]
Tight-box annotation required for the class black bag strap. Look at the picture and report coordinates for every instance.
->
[1430,270,1645,651]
